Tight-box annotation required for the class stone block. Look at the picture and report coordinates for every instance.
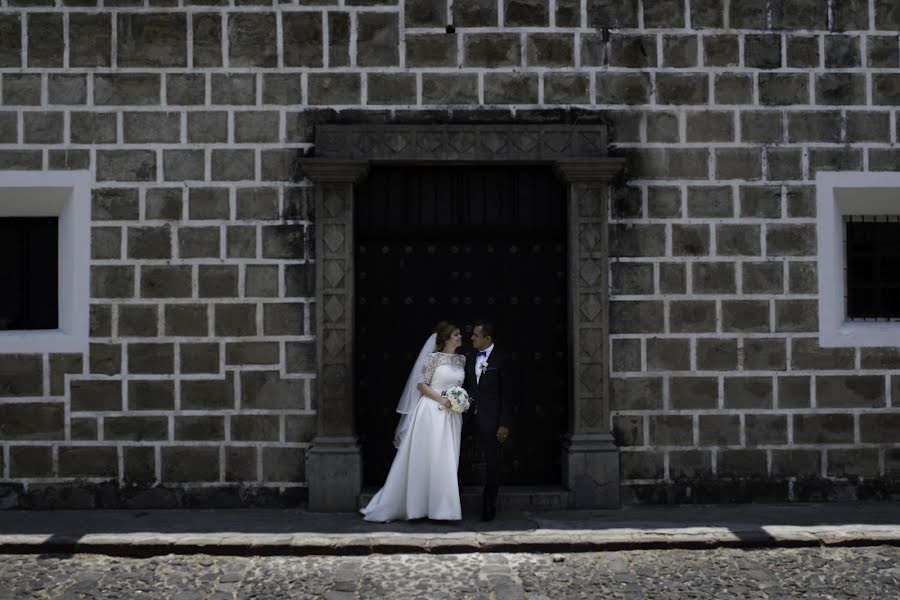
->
[859,413,900,444]
[286,342,316,374]
[714,74,753,105]
[211,149,254,181]
[587,0,638,28]
[744,34,781,69]
[542,73,589,104]
[226,447,257,482]
[656,73,708,105]
[141,265,192,298]
[175,416,224,441]
[743,338,787,371]
[164,304,209,337]
[178,227,220,259]
[49,354,83,397]
[71,380,122,411]
[816,375,885,409]
[10,447,52,478]
[285,415,316,443]
[671,225,710,257]
[758,74,809,105]
[808,148,863,175]
[766,224,816,257]
[27,13,63,67]
[687,186,732,218]
[2,74,41,105]
[129,380,174,410]
[128,342,174,374]
[367,73,416,105]
[263,303,305,336]
[746,415,787,446]
[357,13,398,66]
[483,72,538,104]
[648,415,693,446]
[225,226,255,259]
[647,187,681,218]
[861,348,900,370]
[846,111,891,143]
[703,35,738,66]
[611,262,653,295]
[0,150,41,170]
[234,111,279,143]
[620,451,663,479]
[785,35,819,68]
[716,149,762,181]
[645,112,679,143]
[787,261,816,293]
[670,377,718,409]
[180,342,220,375]
[722,300,769,333]
[161,447,219,482]
[611,339,641,373]
[185,187,228,220]
[123,446,156,483]
[225,342,279,365]
[788,111,842,142]
[262,225,305,259]
[261,74,302,105]
[777,375,810,409]
[556,0,580,25]
[464,33,521,68]
[263,447,305,482]
[70,417,98,441]
[827,449,879,478]
[669,450,713,479]
[199,265,239,298]
[286,264,315,296]
[717,225,761,256]
[627,148,709,180]
[231,415,280,441]
[166,74,205,106]
[669,300,716,333]
[825,35,861,68]
[192,12,221,67]
[696,338,738,370]
[692,262,735,294]
[89,343,122,375]
[91,227,121,260]
[328,13,350,67]
[181,375,234,412]
[791,339,855,370]
[872,74,900,106]
[793,413,853,444]
[0,403,64,439]
[659,263,687,294]
[609,224,665,257]
[833,0,869,29]
[0,14,22,67]
[97,150,157,182]
[742,261,783,294]
[526,33,573,67]
[505,0,548,25]
[766,148,803,181]
[49,150,89,171]
[606,34,656,68]
[686,111,733,143]
[868,36,899,68]
[642,0,684,27]
[49,73,87,105]
[699,415,740,446]
[0,112,17,143]
[91,266,135,298]
[228,13,276,67]
[718,450,767,477]
[117,13,186,67]
[610,301,664,334]
[774,299,817,332]
[146,188,183,219]
[95,74,160,105]
[242,371,305,409]
[815,73,866,105]
[71,112,116,144]
[646,338,690,371]
[612,415,643,446]
[243,265,279,299]
[772,450,820,477]
[118,304,158,337]
[211,74,256,105]
[127,226,172,260]
[406,34,457,68]
[610,377,663,410]
[308,73,360,105]
[282,12,322,68]
[91,305,112,338]
[214,304,256,337]
[596,73,651,105]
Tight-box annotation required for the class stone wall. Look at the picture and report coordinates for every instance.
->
[0,0,898,507]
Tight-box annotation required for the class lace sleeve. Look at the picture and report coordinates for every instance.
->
[417,354,437,385]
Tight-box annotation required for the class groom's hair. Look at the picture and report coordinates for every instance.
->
[475,320,495,340]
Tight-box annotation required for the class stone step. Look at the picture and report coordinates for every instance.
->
[359,485,573,511]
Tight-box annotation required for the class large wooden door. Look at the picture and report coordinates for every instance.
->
[354,166,568,486]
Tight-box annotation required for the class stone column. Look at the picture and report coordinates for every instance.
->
[300,159,368,512]
[555,159,624,509]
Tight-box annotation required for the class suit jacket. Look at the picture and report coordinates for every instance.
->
[464,348,515,434]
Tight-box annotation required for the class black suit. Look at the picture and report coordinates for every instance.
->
[464,348,515,514]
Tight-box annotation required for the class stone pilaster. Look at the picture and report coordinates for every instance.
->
[300,159,368,512]
[555,159,624,509]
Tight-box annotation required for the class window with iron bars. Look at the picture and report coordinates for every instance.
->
[844,214,900,321]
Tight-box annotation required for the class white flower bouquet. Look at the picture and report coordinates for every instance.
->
[441,386,471,414]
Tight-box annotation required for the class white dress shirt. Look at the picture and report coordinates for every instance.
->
[475,343,494,384]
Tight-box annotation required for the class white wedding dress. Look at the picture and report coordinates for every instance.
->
[360,351,465,522]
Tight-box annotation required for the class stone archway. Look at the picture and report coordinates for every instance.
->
[301,124,624,511]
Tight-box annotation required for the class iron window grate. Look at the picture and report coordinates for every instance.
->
[844,214,900,322]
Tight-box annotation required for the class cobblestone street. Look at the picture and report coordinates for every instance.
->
[1,546,898,599]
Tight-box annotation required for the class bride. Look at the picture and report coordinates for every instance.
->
[360,321,466,522]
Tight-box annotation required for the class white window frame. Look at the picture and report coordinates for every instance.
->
[0,170,91,354]
[817,171,900,348]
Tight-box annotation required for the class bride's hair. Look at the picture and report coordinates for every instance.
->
[434,321,457,352]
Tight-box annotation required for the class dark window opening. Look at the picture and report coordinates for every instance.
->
[845,215,900,321]
[0,217,59,330]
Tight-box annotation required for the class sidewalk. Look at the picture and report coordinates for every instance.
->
[0,503,898,557]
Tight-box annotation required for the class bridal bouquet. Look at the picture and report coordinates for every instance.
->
[441,386,471,414]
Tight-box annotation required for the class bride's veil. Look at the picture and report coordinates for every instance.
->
[393,332,437,448]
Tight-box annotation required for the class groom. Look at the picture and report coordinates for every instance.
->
[464,320,515,522]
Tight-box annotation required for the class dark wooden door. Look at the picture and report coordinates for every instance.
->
[355,166,569,486]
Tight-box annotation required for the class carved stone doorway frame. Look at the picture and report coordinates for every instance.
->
[301,124,624,511]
